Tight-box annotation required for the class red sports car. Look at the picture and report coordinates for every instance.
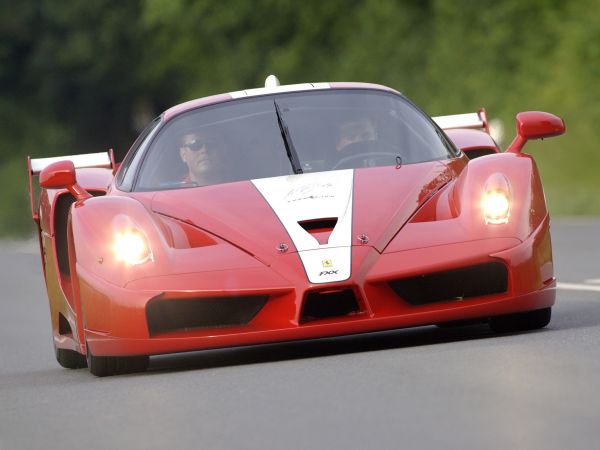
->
[28,77,565,376]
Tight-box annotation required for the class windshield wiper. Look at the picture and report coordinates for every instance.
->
[273,100,303,174]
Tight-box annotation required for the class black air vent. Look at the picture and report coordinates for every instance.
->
[389,262,508,306]
[300,288,360,323]
[298,218,338,244]
[58,313,73,336]
[55,190,106,276]
[463,148,497,159]
[146,295,268,336]
[298,217,338,232]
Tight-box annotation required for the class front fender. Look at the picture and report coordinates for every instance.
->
[70,195,169,288]
[70,194,267,289]
[451,152,547,239]
[385,153,547,253]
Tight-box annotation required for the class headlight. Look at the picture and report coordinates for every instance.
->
[113,230,152,265]
[482,190,510,224]
[482,174,511,224]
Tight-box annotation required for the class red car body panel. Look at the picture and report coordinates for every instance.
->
[29,83,561,366]
[445,128,499,154]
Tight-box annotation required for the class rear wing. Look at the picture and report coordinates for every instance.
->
[27,150,115,222]
[432,108,489,134]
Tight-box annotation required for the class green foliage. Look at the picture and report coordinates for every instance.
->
[0,0,599,236]
[0,158,35,237]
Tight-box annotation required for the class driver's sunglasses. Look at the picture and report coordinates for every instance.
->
[186,139,219,153]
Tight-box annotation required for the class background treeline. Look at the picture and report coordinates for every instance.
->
[1,0,598,236]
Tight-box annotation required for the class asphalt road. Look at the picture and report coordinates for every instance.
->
[1,218,599,450]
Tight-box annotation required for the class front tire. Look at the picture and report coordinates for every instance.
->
[489,307,552,333]
[55,346,87,369]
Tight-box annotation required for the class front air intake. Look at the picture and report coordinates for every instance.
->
[389,262,508,306]
[300,288,360,323]
[146,295,268,336]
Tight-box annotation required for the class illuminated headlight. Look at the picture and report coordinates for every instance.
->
[113,230,152,265]
[482,190,510,224]
[482,174,511,224]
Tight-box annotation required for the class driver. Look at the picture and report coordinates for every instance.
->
[179,129,226,186]
[335,117,377,152]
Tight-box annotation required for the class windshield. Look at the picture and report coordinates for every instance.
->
[133,89,456,191]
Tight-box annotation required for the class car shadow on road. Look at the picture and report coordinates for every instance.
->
[146,323,523,376]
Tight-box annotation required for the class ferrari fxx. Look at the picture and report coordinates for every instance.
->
[28,76,565,375]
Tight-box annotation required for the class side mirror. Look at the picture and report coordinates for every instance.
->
[506,111,565,153]
[40,160,76,188]
[39,160,91,201]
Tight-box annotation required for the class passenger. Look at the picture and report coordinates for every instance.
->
[335,117,377,152]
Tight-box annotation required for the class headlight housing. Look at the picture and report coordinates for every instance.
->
[482,174,511,224]
[111,214,153,265]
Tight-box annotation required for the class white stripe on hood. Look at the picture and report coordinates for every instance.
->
[252,170,354,283]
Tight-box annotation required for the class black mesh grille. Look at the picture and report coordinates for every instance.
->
[389,262,508,306]
[300,289,360,323]
[146,295,268,336]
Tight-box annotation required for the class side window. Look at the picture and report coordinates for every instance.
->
[116,117,162,191]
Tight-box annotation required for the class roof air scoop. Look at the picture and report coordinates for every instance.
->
[265,74,281,88]
[298,218,338,245]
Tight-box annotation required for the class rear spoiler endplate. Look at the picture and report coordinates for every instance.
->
[27,150,115,222]
[433,108,489,133]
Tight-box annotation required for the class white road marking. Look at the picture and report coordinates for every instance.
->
[583,278,600,285]
[557,282,600,293]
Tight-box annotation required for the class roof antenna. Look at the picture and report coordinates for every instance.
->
[265,74,281,88]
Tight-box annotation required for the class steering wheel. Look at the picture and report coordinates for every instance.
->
[331,141,403,170]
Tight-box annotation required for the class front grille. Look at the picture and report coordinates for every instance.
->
[300,288,360,323]
[146,295,268,336]
[389,262,508,306]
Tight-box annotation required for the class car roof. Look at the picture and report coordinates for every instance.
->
[162,82,401,122]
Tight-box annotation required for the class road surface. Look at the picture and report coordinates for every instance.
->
[1,218,598,450]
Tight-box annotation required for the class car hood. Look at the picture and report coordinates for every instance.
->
[151,161,457,282]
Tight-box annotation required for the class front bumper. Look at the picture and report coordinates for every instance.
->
[86,285,554,356]
[80,217,555,357]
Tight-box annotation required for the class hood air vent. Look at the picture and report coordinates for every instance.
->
[298,218,338,245]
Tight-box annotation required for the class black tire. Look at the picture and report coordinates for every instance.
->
[489,307,552,333]
[86,344,149,377]
[55,347,88,369]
